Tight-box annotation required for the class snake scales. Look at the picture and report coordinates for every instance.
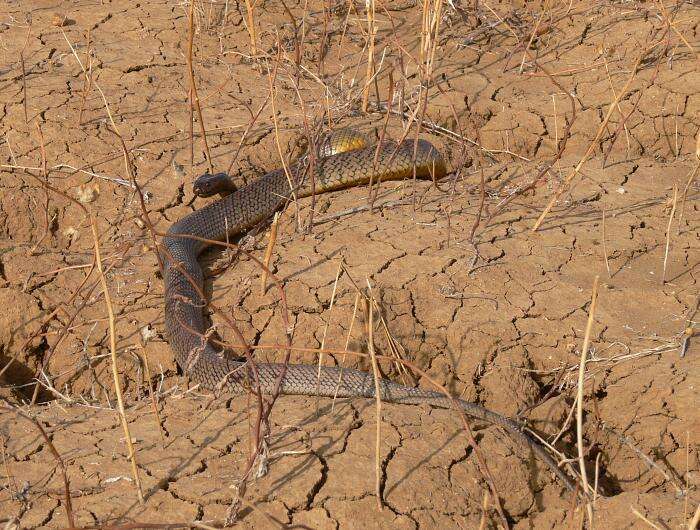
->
[162,135,577,492]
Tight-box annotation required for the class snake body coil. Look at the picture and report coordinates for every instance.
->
[163,139,576,492]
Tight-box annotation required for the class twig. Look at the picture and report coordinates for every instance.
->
[243,0,258,56]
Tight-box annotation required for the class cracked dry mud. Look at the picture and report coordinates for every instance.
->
[0,0,698,528]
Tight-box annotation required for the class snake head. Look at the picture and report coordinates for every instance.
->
[192,172,237,198]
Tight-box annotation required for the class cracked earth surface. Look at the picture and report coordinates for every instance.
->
[0,0,698,527]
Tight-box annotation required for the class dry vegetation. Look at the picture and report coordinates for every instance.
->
[0,0,698,528]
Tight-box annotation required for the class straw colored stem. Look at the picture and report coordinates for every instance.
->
[662,185,678,283]
[576,275,599,521]
[187,0,213,172]
[361,0,376,112]
[243,0,258,56]
[90,213,144,503]
[366,280,383,511]
[260,212,280,294]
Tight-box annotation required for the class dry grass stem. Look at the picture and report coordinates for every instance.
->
[0,435,19,501]
[141,345,166,446]
[361,0,376,112]
[689,502,700,530]
[661,184,678,283]
[631,506,663,530]
[602,204,611,276]
[576,275,599,521]
[260,212,280,294]
[77,29,93,125]
[332,292,360,410]
[20,53,28,124]
[29,122,50,256]
[187,0,214,172]
[317,260,343,382]
[366,280,383,511]
[677,162,699,233]
[243,0,258,56]
[603,426,685,494]
[90,213,144,503]
[19,26,32,124]
[267,47,300,228]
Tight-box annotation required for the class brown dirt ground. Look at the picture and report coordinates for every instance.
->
[0,0,698,528]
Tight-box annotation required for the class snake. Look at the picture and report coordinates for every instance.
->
[162,132,577,493]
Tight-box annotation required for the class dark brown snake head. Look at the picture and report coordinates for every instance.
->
[192,172,237,198]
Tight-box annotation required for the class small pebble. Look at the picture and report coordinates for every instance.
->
[51,12,68,27]
[76,183,99,203]
[172,160,186,178]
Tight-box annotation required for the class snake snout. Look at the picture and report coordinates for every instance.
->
[192,172,232,198]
